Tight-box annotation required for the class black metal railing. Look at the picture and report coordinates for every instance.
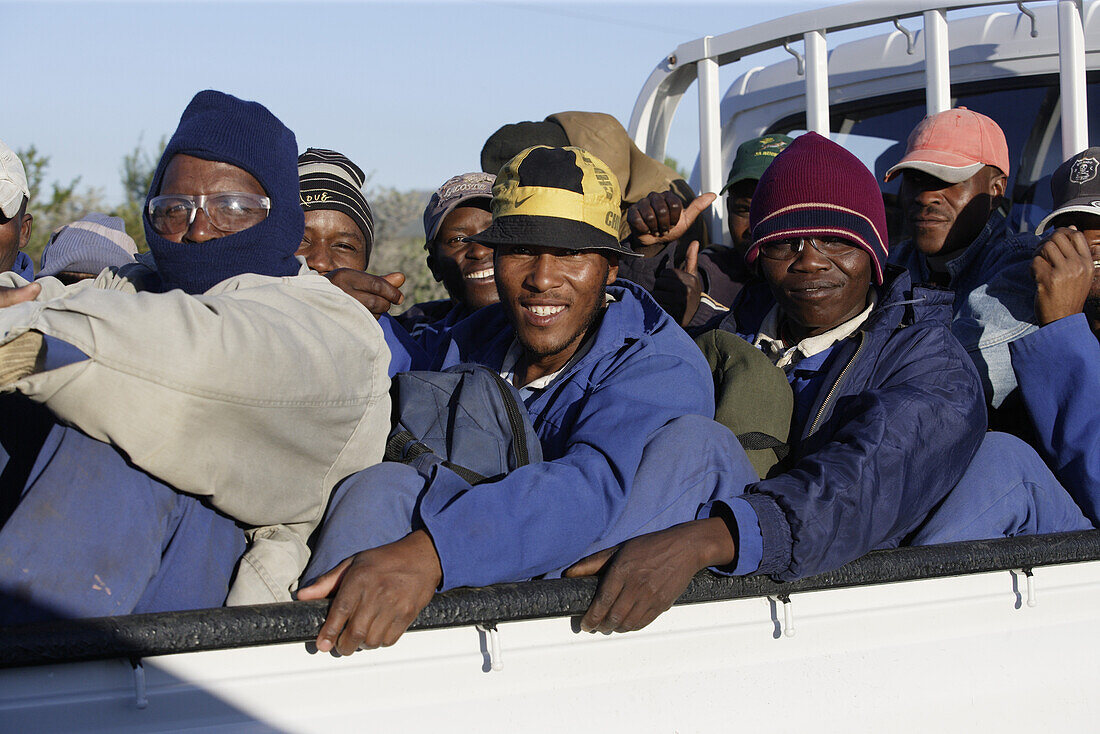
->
[2,530,1099,668]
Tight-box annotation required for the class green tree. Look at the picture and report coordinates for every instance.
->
[663,156,690,180]
[18,145,106,265]
[365,185,448,311]
[113,136,165,253]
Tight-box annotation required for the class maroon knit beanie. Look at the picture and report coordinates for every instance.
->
[746,131,889,284]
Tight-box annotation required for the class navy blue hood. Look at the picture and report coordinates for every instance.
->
[144,90,304,294]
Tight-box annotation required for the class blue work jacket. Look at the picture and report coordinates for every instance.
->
[1010,313,1100,524]
[12,252,33,282]
[713,267,988,580]
[890,211,1039,408]
[402,281,716,590]
[381,303,470,377]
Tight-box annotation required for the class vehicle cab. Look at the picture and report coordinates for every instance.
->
[629,0,1099,241]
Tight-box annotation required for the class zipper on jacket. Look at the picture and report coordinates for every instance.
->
[488,370,531,468]
[806,332,865,438]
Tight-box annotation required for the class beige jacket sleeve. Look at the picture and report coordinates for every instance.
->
[0,265,144,297]
[0,269,391,603]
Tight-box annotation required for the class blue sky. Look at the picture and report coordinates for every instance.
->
[6,1,815,202]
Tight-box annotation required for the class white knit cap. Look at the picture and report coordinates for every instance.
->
[38,213,138,278]
[0,139,29,219]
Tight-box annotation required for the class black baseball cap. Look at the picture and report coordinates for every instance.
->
[1036,147,1100,233]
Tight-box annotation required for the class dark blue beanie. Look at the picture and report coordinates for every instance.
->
[144,90,304,294]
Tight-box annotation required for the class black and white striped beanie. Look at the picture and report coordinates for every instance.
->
[297,148,375,247]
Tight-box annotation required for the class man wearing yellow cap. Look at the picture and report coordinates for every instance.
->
[296,146,760,654]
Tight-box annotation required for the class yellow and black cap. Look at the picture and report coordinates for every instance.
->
[473,146,638,257]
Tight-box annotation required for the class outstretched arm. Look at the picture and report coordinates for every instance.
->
[564,516,734,633]
[297,530,442,655]
[0,282,40,308]
[1011,229,1100,523]
[0,276,390,526]
[324,269,405,318]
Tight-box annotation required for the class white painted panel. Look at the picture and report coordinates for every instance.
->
[4,562,1100,733]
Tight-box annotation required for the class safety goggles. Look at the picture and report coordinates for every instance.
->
[759,237,858,261]
[147,192,271,236]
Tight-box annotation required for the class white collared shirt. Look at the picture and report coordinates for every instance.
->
[500,293,616,392]
[753,293,877,370]
[499,339,568,390]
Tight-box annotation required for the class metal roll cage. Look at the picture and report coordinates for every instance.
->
[628,0,1093,239]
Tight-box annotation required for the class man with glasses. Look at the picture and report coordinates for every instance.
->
[567,133,1088,634]
[0,90,391,623]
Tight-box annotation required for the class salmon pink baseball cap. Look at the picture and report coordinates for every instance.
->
[884,107,1010,184]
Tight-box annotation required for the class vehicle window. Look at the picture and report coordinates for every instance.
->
[1012,80,1100,233]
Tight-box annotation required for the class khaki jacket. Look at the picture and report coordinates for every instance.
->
[0,261,390,604]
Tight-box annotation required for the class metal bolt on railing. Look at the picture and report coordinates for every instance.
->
[477,623,503,671]
[770,594,797,637]
[1018,2,1040,37]
[782,39,806,76]
[131,658,148,709]
[893,18,917,54]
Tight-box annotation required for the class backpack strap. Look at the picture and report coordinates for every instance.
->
[736,431,790,461]
[384,429,418,463]
[439,461,489,486]
[485,371,532,468]
[385,428,489,485]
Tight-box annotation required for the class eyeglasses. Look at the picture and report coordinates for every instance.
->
[759,237,857,261]
[147,192,271,236]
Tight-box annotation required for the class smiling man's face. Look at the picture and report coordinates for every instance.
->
[758,236,872,341]
[494,243,618,383]
[297,209,370,274]
[429,204,498,310]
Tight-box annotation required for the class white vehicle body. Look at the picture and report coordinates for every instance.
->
[2,535,1099,732]
[629,0,1099,241]
[2,2,1098,731]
